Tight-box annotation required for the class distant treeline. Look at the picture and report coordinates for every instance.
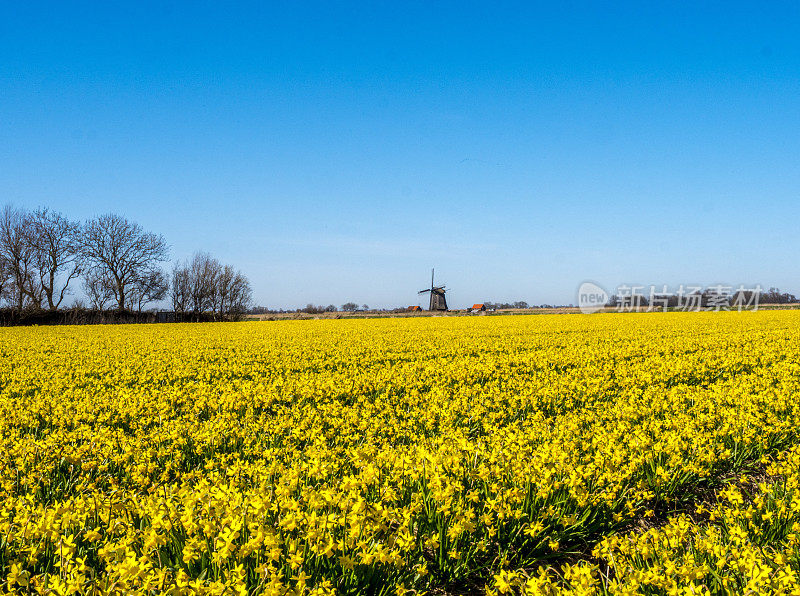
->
[249,289,798,315]
[250,303,384,315]
[0,204,252,322]
[248,300,568,314]
[483,301,530,310]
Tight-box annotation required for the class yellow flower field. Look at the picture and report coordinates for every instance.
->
[1,312,800,595]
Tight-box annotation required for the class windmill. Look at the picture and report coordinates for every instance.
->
[419,268,448,311]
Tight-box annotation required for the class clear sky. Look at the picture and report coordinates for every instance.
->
[2,2,799,309]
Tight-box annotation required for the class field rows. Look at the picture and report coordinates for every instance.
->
[1,312,799,594]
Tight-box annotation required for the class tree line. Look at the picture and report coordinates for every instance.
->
[0,205,251,318]
[171,252,251,317]
[248,303,371,315]
[483,301,530,310]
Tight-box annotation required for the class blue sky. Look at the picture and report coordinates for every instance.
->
[2,2,799,308]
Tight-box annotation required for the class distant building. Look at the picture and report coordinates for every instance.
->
[407,305,422,312]
[469,303,486,312]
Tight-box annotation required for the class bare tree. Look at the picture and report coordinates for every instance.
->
[27,207,82,310]
[0,205,39,310]
[188,252,220,313]
[0,258,10,307]
[79,214,169,310]
[212,264,236,315]
[82,269,115,310]
[129,268,169,313]
[227,270,252,317]
[208,262,251,317]
[170,263,191,313]
[172,253,251,318]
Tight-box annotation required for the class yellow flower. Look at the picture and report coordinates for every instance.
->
[7,563,30,588]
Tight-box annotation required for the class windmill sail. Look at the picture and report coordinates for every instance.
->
[417,268,448,311]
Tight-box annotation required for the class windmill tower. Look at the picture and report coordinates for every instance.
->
[418,268,448,311]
